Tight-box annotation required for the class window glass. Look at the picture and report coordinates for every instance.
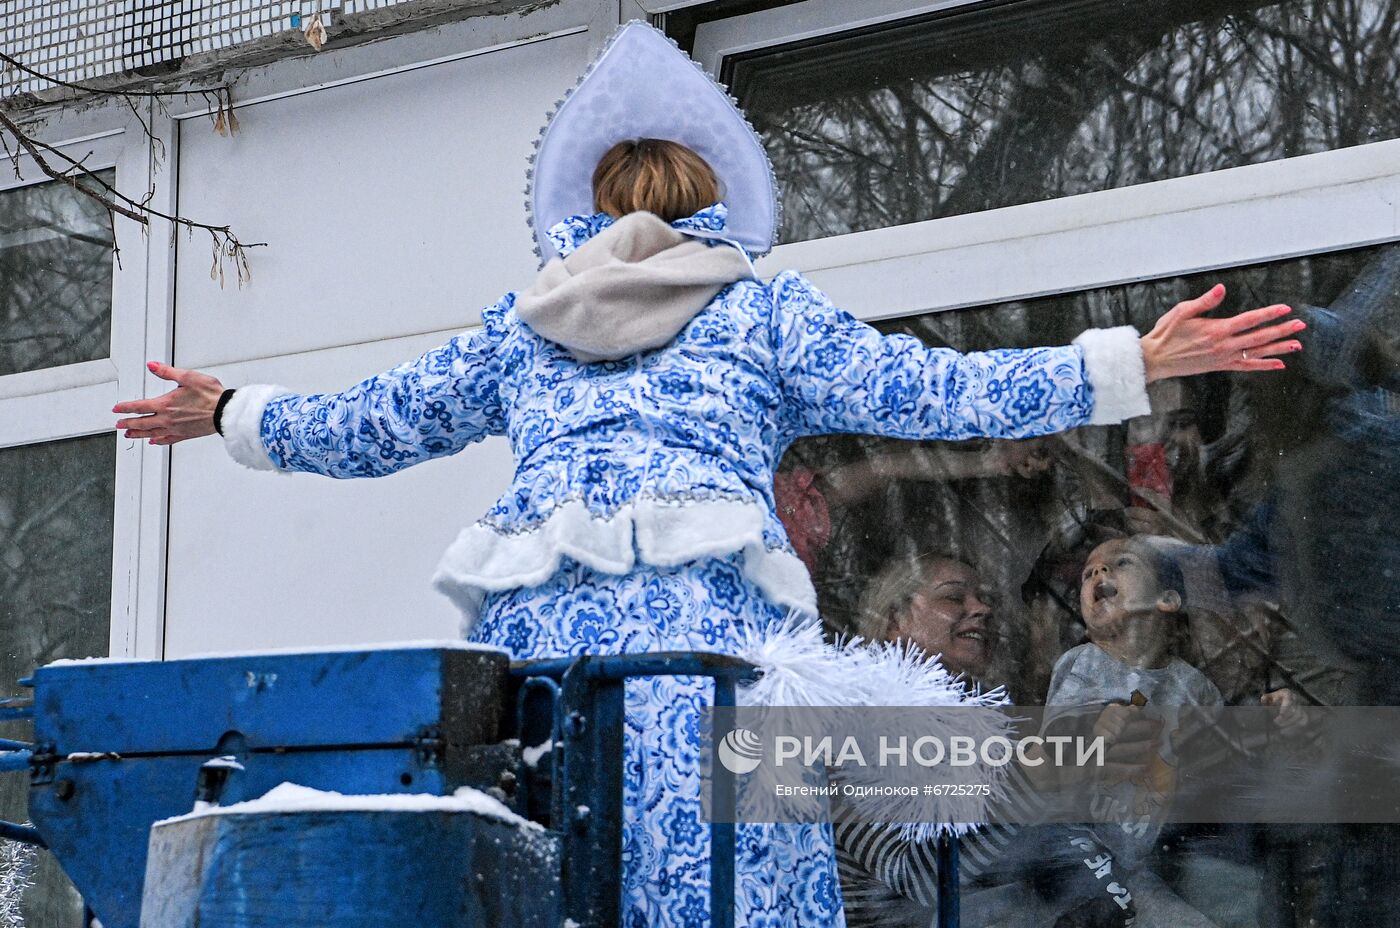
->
[787,241,1398,701]
[779,240,1400,924]
[0,170,116,376]
[0,434,115,926]
[729,0,1400,242]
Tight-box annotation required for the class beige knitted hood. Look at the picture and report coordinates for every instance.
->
[515,211,755,363]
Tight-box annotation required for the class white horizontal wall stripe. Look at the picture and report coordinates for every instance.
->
[759,140,1400,321]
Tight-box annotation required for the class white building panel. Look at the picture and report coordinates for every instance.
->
[173,29,590,367]
[164,331,517,657]
[163,29,593,654]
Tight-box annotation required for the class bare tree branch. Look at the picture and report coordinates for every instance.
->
[1,49,258,285]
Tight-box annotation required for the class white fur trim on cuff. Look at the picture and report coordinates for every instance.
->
[1073,326,1151,425]
[220,384,293,471]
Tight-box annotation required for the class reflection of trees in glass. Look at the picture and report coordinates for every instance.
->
[0,169,115,376]
[787,241,1397,708]
[0,53,256,286]
[0,435,115,679]
[736,0,1400,242]
[0,435,114,927]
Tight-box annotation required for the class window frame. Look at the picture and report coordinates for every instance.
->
[0,128,125,424]
[0,98,171,663]
[692,0,975,69]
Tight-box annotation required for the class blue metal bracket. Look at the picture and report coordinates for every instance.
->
[0,734,44,847]
[28,741,56,785]
[513,652,758,928]
[0,751,32,774]
[512,675,562,824]
[412,725,445,769]
[0,699,34,723]
[0,819,44,848]
[937,831,960,928]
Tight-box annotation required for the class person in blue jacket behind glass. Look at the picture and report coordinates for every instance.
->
[112,23,1305,928]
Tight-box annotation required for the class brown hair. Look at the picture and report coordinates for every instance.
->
[856,554,973,644]
[592,139,721,222]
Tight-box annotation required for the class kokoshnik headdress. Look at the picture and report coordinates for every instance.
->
[526,21,780,264]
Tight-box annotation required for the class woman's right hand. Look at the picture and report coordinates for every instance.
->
[113,361,225,446]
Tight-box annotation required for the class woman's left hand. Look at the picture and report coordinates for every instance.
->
[1140,284,1305,383]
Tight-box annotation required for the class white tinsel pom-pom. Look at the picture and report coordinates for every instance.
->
[734,613,869,708]
[732,615,1013,834]
[0,831,37,928]
[735,613,1008,711]
[849,638,1008,710]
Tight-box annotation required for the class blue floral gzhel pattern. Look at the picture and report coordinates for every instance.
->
[258,213,1094,552]
[251,204,1103,926]
[474,555,847,927]
[548,201,734,258]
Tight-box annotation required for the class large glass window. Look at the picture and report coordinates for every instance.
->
[0,167,118,924]
[0,169,115,376]
[0,435,116,674]
[777,239,1400,924]
[0,434,114,927]
[723,0,1400,242]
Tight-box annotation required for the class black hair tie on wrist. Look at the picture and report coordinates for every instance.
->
[213,388,237,437]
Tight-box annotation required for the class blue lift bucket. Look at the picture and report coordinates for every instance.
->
[0,645,772,928]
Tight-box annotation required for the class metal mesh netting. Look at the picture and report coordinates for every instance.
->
[0,0,415,98]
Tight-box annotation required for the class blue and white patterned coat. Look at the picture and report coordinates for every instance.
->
[221,203,1148,631]
[219,203,1149,927]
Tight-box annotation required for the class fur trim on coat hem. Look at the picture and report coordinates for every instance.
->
[432,497,819,635]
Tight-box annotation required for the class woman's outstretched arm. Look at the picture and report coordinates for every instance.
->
[114,302,508,478]
[770,272,1302,442]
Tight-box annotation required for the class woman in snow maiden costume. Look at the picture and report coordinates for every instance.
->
[113,23,1305,926]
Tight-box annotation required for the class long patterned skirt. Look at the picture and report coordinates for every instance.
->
[470,553,847,928]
